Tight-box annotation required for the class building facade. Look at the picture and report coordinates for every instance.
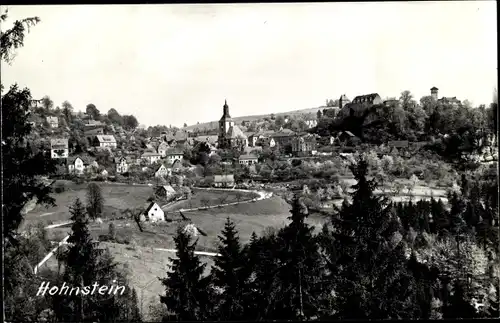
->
[218,100,248,149]
[50,138,69,159]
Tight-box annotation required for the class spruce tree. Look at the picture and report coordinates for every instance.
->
[211,217,249,320]
[246,229,281,320]
[329,158,419,319]
[271,195,328,320]
[159,227,212,321]
[56,198,141,322]
[55,198,101,322]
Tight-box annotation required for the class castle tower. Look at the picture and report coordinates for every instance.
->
[430,87,439,100]
[339,94,350,109]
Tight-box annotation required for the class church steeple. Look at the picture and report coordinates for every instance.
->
[222,99,231,118]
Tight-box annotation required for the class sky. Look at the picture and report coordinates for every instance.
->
[1,2,497,127]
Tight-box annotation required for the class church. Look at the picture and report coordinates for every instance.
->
[217,100,248,149]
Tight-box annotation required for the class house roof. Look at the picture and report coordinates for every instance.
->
[50,138,68,148]
[271,131,296,138]
[158,142,169,150]
[159,185,176,194]
[214,174,235,182]
[430,86,439,91]
[339,94,350,101]
[96,135,117,143]
[142,152,161,157]
[165,131,189,142]
[144,202,161,214]
[352,93,381,103]
[85,120,104,127]
[47,116,58,122]
[166,148,184,156]
[239,154,259,160]
[68,155,96,165]
[227,125,247,139]
[155,164,168,172]
[114,156,133,164]
[194,135,218,144]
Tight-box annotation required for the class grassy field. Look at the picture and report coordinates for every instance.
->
[45,195,294,254]
[163,188,260,213]
[21,182,156,230]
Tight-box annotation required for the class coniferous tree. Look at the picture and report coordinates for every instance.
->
[246,229,282,320]
[55,199,141,322]
[210,217,249,320]
[159,227,213,321]
[272,195,329,320]
[56,198,102,322]
[86,183,104,220]
[327,158,419,319]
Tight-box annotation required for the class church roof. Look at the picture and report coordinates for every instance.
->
[227,125,247,139]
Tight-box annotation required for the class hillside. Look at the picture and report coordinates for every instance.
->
[184,106,330,131]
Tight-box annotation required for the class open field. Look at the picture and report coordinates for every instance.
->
[47,195,293,253]
[21,182,154,230]
[163,188,260,213]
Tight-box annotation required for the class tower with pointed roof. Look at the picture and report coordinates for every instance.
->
[217,100,248,149]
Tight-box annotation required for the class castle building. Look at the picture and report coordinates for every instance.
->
[217,100,248,149]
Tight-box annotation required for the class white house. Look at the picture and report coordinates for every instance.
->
[46,116,58,128]
[154,164,172,178]
[305,120,318,128]
[141,202,165,222]
[141,152,162,165]
[68,157,86,175]
[94,135,117,149]
[165,148,184,164]
[68,156,98,175]
[238,154,259,165]
[114,157,130,174]
[50,138,69,159]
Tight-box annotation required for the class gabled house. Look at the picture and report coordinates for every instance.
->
[141,202,165,222]
[154,164,172,178]
[155,185,176,200]
[213,174,235,188]
[68,156,98,175]
[351,93,382,105]
[93,135,117,149]
[165,148,184,164]
[84,127,104,137]
[50,138,69,159]
[114,157,131,174]
[46,116,58,128]
[141,151,162,165]
[239,154,259,165]
[291,135,317,155]
[68,157,85,175]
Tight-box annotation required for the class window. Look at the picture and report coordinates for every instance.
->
[154,208,157,211]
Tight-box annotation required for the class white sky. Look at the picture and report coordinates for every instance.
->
[1,2,497,127]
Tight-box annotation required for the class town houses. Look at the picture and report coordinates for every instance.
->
[41,85,492,185]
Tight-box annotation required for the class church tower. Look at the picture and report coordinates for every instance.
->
[218,99,234,148]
